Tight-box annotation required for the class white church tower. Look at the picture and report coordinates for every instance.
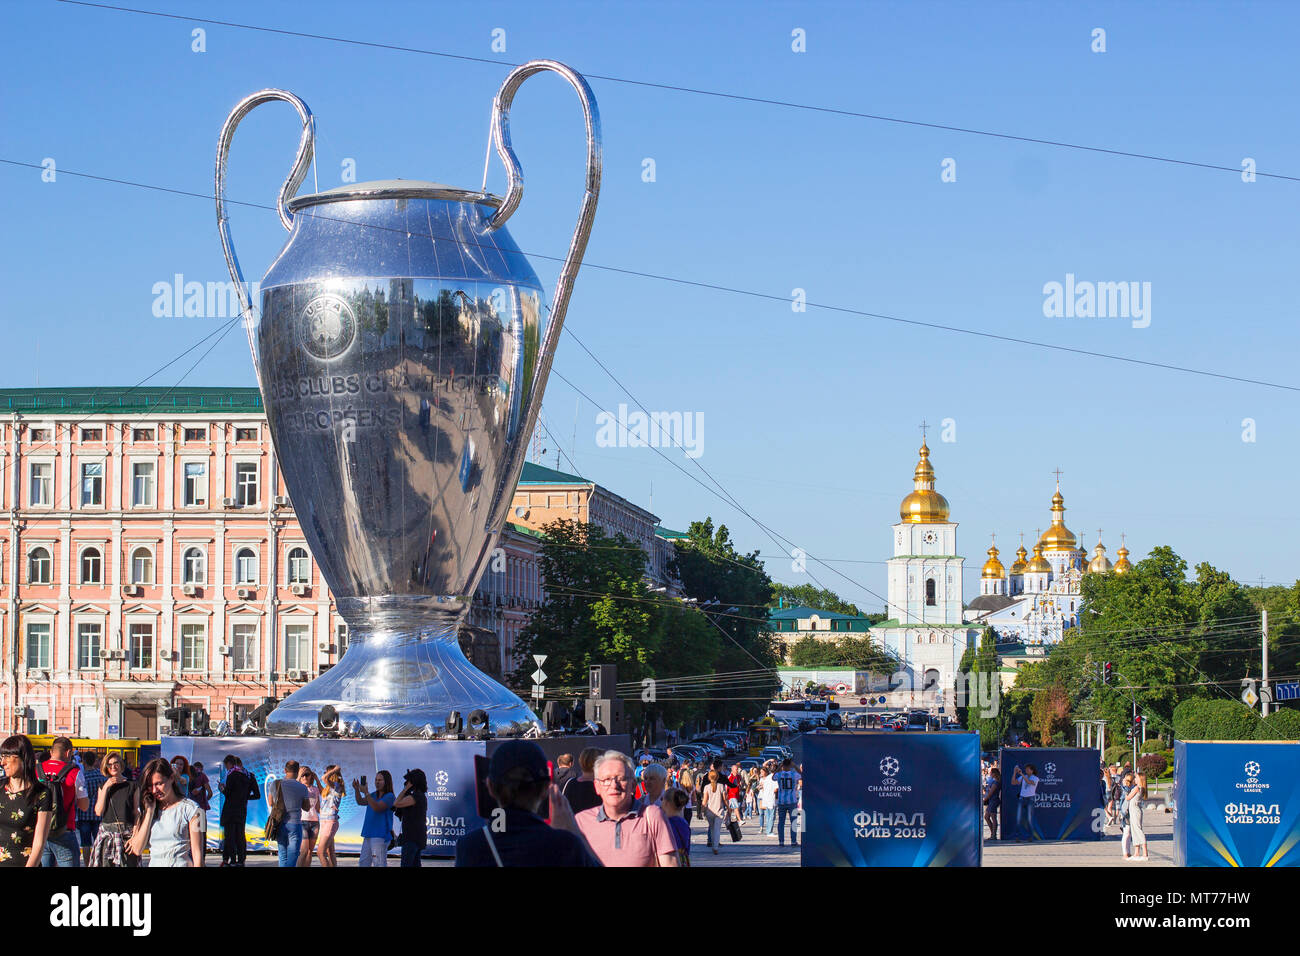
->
[871,434,979,710]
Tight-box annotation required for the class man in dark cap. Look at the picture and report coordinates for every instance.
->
[454,740,601,867]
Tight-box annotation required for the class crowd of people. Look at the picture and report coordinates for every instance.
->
[0,732,802,868]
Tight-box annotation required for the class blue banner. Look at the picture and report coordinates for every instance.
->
[373,739,486,857]
[998,748,1102,841]
[164,736,487,858]
[802,733,981,866]
[1175,740,1300,867]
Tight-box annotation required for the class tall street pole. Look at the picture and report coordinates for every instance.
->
[1262,609,1270,718]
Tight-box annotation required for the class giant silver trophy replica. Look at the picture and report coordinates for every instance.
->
[215,61,600,737]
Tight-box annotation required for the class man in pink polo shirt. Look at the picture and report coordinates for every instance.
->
[576,751,678,867]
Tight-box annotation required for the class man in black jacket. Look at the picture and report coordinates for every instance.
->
[218,754,260,866]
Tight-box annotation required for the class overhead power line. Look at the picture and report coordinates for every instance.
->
[58,1,1300,184]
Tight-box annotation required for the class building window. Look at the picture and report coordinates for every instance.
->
[231,623,258,672]
[29,463,52,506]
[184,427,207,442]
[27,547,51,584]
[29,428,50,443]
[235,427,257,442]
[81,428,103,442]
[235,462,259,506]
[182,547,206,585]
[131,547,154,585]
[80,462,103,506]
[76,622,102,669]
[25,622,51,668]
[181,623,206,671]
[133,428,155,441]
[132,462,155,507]
[129,622,154,669]
[925,578,936,606]
[284,624,311,671]
[25,715,49,736]
[184,462,207,506]
[336,623,349,656]
[235,547,258,585]
[80,547,102,585]
[287,547,310,585]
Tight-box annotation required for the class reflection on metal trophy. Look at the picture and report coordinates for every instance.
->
[215,61,601,737]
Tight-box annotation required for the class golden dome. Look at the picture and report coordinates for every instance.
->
[1025,543,1052,574]
[1088,540,1113,574]
[1008,543,1029,575]
[899,440,950,523]
[1038,486,1078,552]
[982,540,1005,579]
[1113,535,1132,574]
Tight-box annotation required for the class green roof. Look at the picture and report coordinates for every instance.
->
[769,604,872,622]
[655,526,688,539]
[0,387,263,415]
[519,461,589,485]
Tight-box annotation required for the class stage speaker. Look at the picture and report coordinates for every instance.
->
[585,698,626,734]
[468,709,490,739]
[542,700,565,730]
[589,664,617,699]
[446,710,464,736]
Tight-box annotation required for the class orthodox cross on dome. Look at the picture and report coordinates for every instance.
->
[990,532,996,546]
[918,420,929,442]
[1096,528,1104,543]
[1052,467,1064,487]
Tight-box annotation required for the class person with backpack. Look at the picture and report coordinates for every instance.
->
[217,754,259,866]
[0,734,54,867]
[40,737,89,867]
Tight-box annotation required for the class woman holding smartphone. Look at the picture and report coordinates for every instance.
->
[352,769,395,867]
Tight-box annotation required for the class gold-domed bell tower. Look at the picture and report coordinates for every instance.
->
[981,535,1006,596]
[885,433,964,627]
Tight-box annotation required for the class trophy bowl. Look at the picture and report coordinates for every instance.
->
[215,62,600,737]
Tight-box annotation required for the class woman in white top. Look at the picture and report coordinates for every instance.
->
[128,757,202,867]
[702,770,727,855]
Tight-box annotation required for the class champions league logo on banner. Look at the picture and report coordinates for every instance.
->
[868,755,913,799]
[1175,741,1300,867]
[803,733,981,867]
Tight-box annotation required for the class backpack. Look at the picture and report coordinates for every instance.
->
[38,763,77,837]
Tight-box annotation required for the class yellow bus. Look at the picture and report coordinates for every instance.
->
[24,736,162,775]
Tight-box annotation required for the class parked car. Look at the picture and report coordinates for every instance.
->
[688,740,726,758]
[670,745,708,764]
[737,758,763,772]
[760,746,793,762]
[634,748,669,764]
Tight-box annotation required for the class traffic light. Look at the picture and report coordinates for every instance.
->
[1102,661,1113,684]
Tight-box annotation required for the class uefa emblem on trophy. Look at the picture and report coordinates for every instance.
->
[215,61,601,737]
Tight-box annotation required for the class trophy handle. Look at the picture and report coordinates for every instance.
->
[481,60,602,531]
[215,89,315,380]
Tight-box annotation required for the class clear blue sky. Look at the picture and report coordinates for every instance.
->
[4,1,1299,612]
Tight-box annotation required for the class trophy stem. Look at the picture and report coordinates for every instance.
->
[265,597,539,737]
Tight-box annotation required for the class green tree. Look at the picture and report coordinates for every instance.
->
[672,518,780,723]
[1029,680,1071,746]
[962,629,1010,749]
[787,634,895,673]
[1256,708,1300,740]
